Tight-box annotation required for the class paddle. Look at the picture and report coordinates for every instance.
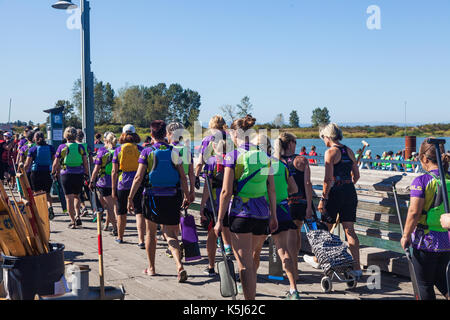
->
[203,172,237,300]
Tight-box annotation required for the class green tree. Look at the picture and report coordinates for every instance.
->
[289,110,300,128]
[311,107,330,127]
[273,113,285,128]
[54,100,81,128]
[236,96,253,118]
[220,104,237,124]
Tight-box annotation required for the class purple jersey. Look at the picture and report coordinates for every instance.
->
[55,143,86,175]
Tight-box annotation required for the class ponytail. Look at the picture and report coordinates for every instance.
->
[419,138,450,172]
[33,131,46,146]
[442,152,450,173]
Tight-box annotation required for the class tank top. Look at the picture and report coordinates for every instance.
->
[332,145,353,181]
[281,154,306,199]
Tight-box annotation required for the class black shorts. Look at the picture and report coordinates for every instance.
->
[322,183,358,224]
[229,216,269,235]
[143,191,183,226]
[0,162,5,180]
[272,219,298,236]
[117,188,143,215]
[289,199,316,222]
[60,174,84,195]
[30,171,53,193]
[98,187,112,197]
[204,207,229,228]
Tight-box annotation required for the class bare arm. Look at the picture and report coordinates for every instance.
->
[51,157,60,176]
[266,174,279,233]
[347,147,360,184]
[216,167,234,231]
[82,155,89,176]
[188,164,196,197]
[401,197,424,249]
[322,149,335,199]
[128,163,147,201]
[89,164,101,186]
[287,176,298,195]
[23,157,32,173]
[177,164,190,207]
[303,161,314,209]
[111,163,119,198]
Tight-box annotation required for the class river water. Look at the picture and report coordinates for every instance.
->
[293,137,450,158]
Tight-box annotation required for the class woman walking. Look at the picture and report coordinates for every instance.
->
[90,132,118,236]
[317,123,362,279]
[128,120,190,282]
[401,139,450,300]
[111,125,145,246]
[275,132,315,273]
[24,131,56,219]
[52,127,89,229]
[214,115,278,300]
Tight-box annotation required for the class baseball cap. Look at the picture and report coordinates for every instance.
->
[122,124,136,134]
[3,132,12,138]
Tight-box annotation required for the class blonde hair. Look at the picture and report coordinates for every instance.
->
[273,132,296,159]
[209,115,227,130]
[319,123,343,142]
[167,122,185,143]
[105,132,117,147]
[257,133,272,156]
[64,127,77,141]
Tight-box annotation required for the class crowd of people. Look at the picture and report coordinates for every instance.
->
[1,116,449,301]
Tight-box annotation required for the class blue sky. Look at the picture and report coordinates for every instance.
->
[1,0,449,126]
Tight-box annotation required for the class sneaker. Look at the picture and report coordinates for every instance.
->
[115,239,124,244]
[48,207,55,220]
[350,270,363,281]
[224,247,233,256]
[80,208,89,217]
[166,248,173,258]
[284,291,301,300]
[303,254,320,269]
[138,243,145,250]
[111,228,118,237]
[203,267,216,277]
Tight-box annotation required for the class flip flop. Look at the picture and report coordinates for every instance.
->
[142,268,156,276]
[178,269,187,283]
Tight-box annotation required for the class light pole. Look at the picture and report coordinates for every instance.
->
[52,0,95,153]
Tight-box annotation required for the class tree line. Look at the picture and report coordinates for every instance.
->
[54,77,201,129]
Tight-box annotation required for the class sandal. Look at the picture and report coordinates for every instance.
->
[177,269,187,283]
[142,268,156,276]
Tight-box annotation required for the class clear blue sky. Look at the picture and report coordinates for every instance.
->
[1,0,449,126]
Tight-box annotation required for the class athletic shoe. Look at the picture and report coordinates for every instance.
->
[224,247,233,256]
[203,268,216,277]
[284,291,301,300]
[350,270,363,281]
[80,208,89,217]
[115,239,124,244]
[48,207,55,220]
[111,228,118,237]
[138,243,145,250]
[303,254,320,269]
[237,282,243,295]
[166,248,173,258]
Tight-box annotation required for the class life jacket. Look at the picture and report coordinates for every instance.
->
[381,156,386,170]
[99,148,115,177]
[118,143,140,172]
[405,157,414,171]
[385,156,393,170]
[308,151,317,164]
[147,144,180,188]
[172,144,190,175]
[62,143,83,168]
[234,146,270,199]
[266,158,289,204]
[417,171,450,233]
[32,145,52,171]
[211,154,226,189]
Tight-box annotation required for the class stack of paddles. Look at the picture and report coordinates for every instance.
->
[0,167,49,257]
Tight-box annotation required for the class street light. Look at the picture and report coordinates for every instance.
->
[52,0,95,153]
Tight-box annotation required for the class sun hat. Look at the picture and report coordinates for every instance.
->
[122,124,136,134]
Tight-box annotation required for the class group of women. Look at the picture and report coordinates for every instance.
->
[10,114,450,301]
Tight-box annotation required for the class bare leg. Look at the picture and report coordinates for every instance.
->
[342,222,361,271]
[206,228,218,269]
[231,232,257,300]
[117,214,127,241]
[287,228,300,281]
[136,213,146,244]
[103,196,117,230]
[145,219,157,275]
[163,225,184,273]
[66,194,76,225]
[252,235,267,273]
[273,232,298,292]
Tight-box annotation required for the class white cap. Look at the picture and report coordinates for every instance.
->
[3,132,12,138]
[122,124,136,134]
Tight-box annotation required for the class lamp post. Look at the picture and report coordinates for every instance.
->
[52,0,95,153]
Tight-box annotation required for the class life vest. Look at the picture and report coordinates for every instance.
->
[172,144,190,175]
[418,171,450,233]
[211,154,226,189]
[147,144,180,188]
[234,146,270,199]
[381,156,386,170]
[266,158,289,204]
[405,157,414,171]
[118,143,140,172]
[62,143,83,168]
[32,145,52,171]
[99,148,115,177]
